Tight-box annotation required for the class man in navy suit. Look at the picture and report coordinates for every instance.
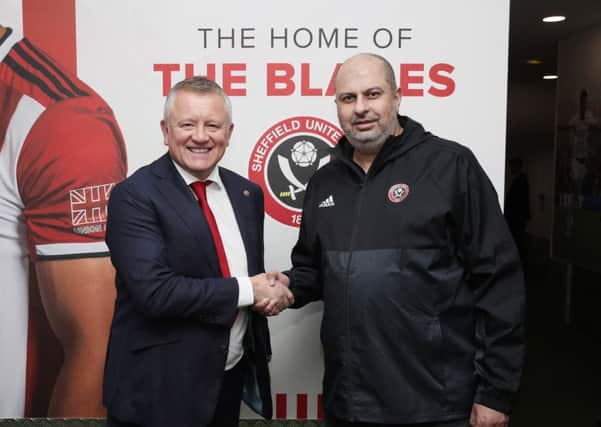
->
[103,76,292,427]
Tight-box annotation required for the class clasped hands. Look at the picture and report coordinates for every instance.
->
[251,272,292,316]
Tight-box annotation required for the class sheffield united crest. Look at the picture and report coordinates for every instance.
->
[249,116,341,227]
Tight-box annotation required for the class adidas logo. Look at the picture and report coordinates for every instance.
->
[318,195,335,208]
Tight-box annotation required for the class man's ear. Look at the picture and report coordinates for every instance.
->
[160,120,169,146]
[226,122,234,146]
[395,87,402,108]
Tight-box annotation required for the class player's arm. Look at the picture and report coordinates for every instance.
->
[35,257,115,351]
[34,256,115,416]
[18,93,127,417]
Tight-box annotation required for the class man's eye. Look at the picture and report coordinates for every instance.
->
[367,91,381,98]
[341,95,354,103]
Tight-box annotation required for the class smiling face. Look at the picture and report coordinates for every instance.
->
[334,54,401,156]
[161,89,233,181]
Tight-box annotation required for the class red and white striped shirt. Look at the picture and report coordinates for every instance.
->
[0,27,127,417]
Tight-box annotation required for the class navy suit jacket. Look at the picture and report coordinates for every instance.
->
[103,154,272,427]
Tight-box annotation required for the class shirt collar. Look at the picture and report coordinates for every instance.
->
[0,27,20,63]
[170,158,224,190]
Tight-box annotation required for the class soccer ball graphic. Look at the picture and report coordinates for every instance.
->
[290,140,317,167]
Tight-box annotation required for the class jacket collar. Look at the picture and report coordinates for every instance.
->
[334,115,430,175]
[170,158,225,190]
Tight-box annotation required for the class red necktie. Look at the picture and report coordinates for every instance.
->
[190,181,231,278]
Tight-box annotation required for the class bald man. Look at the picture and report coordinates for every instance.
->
[280,53,525,427]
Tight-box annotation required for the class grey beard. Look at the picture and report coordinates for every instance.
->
[348,135,387,155]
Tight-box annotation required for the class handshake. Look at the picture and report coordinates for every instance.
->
[250,272,293,316]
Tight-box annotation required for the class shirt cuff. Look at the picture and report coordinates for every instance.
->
[237,277,254,307]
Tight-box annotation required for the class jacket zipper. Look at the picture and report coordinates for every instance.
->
[343,173,367,418]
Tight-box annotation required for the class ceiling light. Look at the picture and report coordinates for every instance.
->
[526,59,543,65]
[543,74,558,80]
[543,15,566,23]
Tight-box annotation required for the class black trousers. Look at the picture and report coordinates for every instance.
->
[326,416,470,427]
[107,356,247,427]
[106,415,141,427]
[208,355,247,427]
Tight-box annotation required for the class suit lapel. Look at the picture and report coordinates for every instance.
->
[152,154,222,277]
[220,169,259,273]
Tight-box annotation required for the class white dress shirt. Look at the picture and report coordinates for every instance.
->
[172,161,254,370]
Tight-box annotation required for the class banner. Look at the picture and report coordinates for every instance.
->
[0,0,510,419]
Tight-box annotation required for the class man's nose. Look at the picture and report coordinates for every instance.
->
[354,95,369,114]
[192,125,210,142]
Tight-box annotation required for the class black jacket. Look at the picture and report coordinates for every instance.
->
[289,116,525,424]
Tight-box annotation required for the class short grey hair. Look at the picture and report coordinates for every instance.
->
[163,76,232,123]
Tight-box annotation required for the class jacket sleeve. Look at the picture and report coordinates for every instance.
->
[105,179,238,326]
[455,150,526,414]
[288,179,323,307]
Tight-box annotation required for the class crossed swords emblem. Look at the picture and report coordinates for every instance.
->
[277,154,331,201]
